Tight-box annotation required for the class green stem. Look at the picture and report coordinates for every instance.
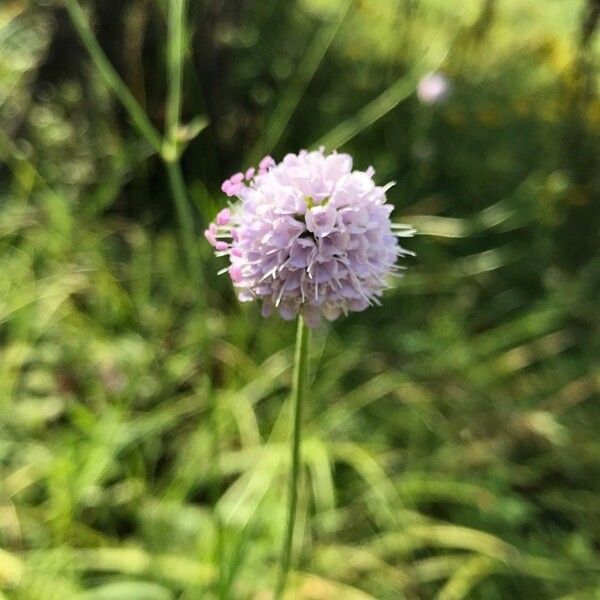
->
[247,0,352,164]
[66,0,201,288]
[275,316,310,599]
[165,158,201,288]
[64,0,163,154]
[166,0,186,145]
[163,0,201,289]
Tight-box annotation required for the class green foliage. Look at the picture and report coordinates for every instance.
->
[1,0,599,598]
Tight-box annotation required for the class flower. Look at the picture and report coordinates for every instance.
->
[417,72,450,104]
[205,148,415,328]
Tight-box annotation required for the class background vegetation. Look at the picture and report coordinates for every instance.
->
[1,0,599,598]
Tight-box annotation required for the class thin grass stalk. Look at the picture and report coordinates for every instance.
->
[247,0,352,164]
[311,49,448,151]
[166,0,186,144]
[163,0,201,288]
[64,0,163,153]
[275,316,311,599]
[65,0,201,288]
[164,159,201,287]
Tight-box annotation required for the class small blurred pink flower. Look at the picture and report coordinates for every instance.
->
[417,72,450,104]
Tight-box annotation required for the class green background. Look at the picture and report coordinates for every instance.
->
[0,0,599,598]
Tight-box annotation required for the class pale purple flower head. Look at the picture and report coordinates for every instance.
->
[417,72,450,105]
[205,148,415,328]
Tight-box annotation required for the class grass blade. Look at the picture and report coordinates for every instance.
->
[312,49,448,150]
[247,0,353,163]
[64,0,163,153]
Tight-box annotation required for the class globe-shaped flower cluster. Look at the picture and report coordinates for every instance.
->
[205,149,414,328]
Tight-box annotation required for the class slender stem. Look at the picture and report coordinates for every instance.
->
[247,0,351,165]
[65,0,202,288]
[165,159,201,288]
[166,0,186,146]
[64,0,163,154]
[275,316,310,599]
[163,0,201,288]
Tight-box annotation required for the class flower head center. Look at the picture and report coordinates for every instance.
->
[304,195,330,210]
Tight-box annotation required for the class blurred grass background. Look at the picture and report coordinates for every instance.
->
[1,0,599,598]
